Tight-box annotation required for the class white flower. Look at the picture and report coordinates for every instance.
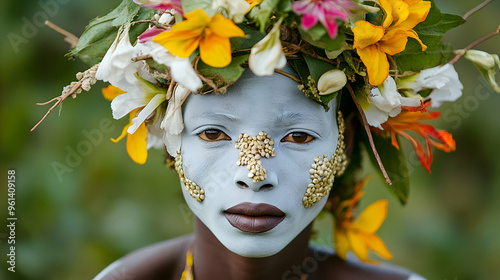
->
[363,76,421,129]
[397,64,463,107]
[96,26,143,92]
[249,19,286,76]
[111,75,167,129]
[161,84,190,156]
[146,121,166,150]
[211,0,251,23]
[139,41,203,92]
[464,50,500,93]
[317,69,347,95]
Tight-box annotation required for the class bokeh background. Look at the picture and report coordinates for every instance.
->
[1,1,499,279]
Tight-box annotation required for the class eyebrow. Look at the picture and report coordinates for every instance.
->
[191,112,239,123]
[275,112,327,127]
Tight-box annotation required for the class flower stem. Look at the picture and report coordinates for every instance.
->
[346,84,392,186]
[45,21,79,48]
[463,0,492,20]
[449,25,500,65]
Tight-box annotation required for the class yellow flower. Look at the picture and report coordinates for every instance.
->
[153,9,245,68]
[102,85,126,101]
[111,108,148,165]
[102,85,148,165]
[333,177,393,263]
[353,0,431,86]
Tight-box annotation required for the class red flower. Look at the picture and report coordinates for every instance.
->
[376,101,455,173]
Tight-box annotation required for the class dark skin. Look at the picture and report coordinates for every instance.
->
[97,218,413,280]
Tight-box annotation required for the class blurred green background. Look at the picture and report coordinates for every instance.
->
[0,1,499,279]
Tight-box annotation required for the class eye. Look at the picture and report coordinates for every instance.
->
[281,132,315,144]
[198,129,231,142]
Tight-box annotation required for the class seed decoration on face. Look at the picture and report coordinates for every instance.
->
[175,152,205,202]
[303,112,348,208]
[235,132,276,183]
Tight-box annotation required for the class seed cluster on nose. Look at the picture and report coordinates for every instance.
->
[235,132,276,183]
[175,152,205,202]
[303,112,348,208]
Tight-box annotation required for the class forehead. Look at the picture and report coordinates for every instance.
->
[183,70,337,131]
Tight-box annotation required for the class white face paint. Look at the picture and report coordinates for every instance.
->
[180,69,339,257]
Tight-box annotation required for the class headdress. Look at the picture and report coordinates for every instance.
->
[33,0,500,263]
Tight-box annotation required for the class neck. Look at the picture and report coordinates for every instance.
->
[192,218,313,280]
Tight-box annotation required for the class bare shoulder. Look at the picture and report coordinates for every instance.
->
[93,234,194,280]
[311,247,426,280]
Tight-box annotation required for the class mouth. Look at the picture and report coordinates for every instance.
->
[224,202,285,233]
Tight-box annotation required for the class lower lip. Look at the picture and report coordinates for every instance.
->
[224,213,285,233]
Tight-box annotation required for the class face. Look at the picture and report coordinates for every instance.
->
[179,69,339,257]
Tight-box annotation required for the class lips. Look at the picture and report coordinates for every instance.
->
[224,202,285,233]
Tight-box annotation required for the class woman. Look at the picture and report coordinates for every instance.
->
[92,67,424,280]
[33,0,498,279]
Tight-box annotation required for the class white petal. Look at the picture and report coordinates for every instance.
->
[127,93,166,134]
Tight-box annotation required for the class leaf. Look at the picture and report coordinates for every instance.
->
[67,0,154,65]
[198,55,250,86]
[363,132,409,205]
[393,0,465,72]
[181,0,215,16]
[300,27,346,52]
[230,25,266,51]
[303,55,336,83]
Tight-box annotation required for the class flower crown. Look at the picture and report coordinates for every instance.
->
[34,0,500,263]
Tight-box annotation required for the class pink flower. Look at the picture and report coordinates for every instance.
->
[133,0,183,14]
[292,0,357,38]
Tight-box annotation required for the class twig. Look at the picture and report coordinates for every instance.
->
[463,0,492,20]
[31,81,83,131]
[132,54,153,62]
[45,21,79,48]
[346,83,392,185]
[274,69,302,83]
[449,25,500,65]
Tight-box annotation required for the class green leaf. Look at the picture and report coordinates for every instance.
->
[303,55,336,83]
[181,0,215,16]
[230,25,266,51]
[67,0,154,65]
[364,132,410,205]
[198,55,250,86]
[393,0,465,72]
[300,27,346,52]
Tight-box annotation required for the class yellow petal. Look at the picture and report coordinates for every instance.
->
[200,32,232,67]
[102,85,126,101]
[356,45,389,86]
[155,36,202,58]
[347,230,370,262]
[353,21,385,50]
[352,200,388,233]
[379,29,409,55]
[333,225,350,260]
[126,121,148,164]
[184,8,211,27]
[405,29,427,51]
[111,123,131,143]
[365,233,394,259]
[397,1,431,30]
[380,0,410,28]
[209,13,245,38]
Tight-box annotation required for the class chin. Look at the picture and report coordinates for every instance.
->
[217,231,291,258]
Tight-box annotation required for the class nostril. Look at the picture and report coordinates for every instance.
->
[237,181,248,189]
[260,184,273,191]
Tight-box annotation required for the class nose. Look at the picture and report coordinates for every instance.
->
[234,167,278,192]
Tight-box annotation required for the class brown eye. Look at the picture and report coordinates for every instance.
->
[282,132,315,144]
[198,129,231,142]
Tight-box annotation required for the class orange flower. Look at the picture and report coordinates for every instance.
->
[378,101,456,173]
[153,9,245,68]
[333,176,393,263]
[353,0,431,86]
[102,85,126,101]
